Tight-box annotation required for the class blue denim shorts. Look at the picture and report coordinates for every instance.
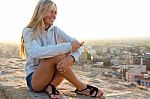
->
[26,72,47,92]
[26,72,33,91]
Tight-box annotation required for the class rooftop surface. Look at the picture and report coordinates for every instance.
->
[0,58,150,99]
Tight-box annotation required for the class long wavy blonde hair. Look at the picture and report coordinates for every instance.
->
[20,0,56,59]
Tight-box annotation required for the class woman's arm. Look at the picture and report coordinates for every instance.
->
[55,26,84,62]
[23,28,72,59]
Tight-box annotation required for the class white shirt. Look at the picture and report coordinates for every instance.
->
[23,25,82,77]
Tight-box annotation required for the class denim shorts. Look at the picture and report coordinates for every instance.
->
[26,72,33,91]
[26,72,47,92]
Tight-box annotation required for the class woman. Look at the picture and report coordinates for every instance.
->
[21,0,103,98]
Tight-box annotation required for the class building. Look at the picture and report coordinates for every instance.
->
[134,73,150,87]
[126,65,146,83]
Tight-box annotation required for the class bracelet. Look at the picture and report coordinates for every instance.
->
[69,55,75,62]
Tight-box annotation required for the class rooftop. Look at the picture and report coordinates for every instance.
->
[0,58,150,99]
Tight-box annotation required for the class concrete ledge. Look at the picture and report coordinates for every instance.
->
[0,83,30,99]
[0,58,150,99]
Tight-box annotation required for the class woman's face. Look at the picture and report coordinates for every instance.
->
[43,5,57,26]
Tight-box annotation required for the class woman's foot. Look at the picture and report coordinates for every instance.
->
[45,84,61,99]
[75,85,103,98]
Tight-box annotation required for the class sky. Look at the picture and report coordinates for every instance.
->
[0,0,150,43]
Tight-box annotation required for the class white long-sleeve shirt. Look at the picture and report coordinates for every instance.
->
[23,25,82,77]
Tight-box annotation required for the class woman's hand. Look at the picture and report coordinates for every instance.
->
[71,40,84,52]
[56,55,74,73]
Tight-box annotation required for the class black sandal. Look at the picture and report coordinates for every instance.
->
[75,85,103,97]
[45,84,60,98]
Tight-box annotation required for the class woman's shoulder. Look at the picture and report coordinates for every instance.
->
[22,27,34,37]
[53,25,61,30]
[23,27,33,32]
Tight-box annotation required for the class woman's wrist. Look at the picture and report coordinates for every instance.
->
[68,55,75,63]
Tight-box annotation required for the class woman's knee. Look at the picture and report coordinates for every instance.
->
[31,78,48,92]
[53,54,66,63]
[31,84,45,92]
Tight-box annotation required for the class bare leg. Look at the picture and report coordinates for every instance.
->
[31,55,65,92]
[56,67,86,90]
[50,71,63,86]
[51,66,103,97]
[31,54,103,97]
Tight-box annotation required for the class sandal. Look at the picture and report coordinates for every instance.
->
[75,85,103,98]
[45,84,60,98]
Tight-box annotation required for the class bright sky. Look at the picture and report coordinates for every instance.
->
[0,0,150,43]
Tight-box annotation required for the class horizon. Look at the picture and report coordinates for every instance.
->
[0,0,150,43]
[1,36,150,45]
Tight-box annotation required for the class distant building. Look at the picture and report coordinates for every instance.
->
[133,53,150,71]
[133,54,140,65]
[143,53,150,71]
[102,47,108,54]
[91,62,103,67]
[135,73,150,87]
[111,58,119,66]
[126,65,146,83]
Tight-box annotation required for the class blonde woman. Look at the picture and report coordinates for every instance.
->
[21,0,103,98]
